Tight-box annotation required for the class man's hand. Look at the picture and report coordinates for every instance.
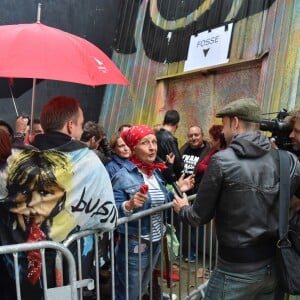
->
[178,173,195,192]
[166,152,175,164]
[173,193,189,213]
[15,116,29,135]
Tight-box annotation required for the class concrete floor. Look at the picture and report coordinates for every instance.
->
[158,258,211,300]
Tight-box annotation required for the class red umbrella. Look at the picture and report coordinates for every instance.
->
[0,21,129,124]
[0,22,128,86]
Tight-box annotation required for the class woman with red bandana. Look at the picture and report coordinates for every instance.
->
[112,125,194,300]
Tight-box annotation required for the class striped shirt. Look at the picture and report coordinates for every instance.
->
[141,174,166,242]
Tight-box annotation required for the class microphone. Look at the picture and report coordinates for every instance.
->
[161,167,183,198]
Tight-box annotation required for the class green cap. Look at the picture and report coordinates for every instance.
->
[216,98,262,123]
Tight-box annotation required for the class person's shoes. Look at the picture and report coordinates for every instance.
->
[185,254,196,263]
[162,293,177,300]
[175,254,183,261]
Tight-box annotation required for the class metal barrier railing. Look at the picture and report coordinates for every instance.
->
[0,240,94,300]
[62,195,217,300]
[0,194,218,300]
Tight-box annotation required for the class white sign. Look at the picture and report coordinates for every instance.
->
[184,23,233,72]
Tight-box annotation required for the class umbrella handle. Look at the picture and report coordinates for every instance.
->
[8,84,19,116]
[30,79,37,131]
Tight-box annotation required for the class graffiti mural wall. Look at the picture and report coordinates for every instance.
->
[100,0,300,145]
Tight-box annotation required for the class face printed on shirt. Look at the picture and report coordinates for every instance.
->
[6,150,71,234]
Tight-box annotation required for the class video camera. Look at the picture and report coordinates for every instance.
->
[259,109,292,150]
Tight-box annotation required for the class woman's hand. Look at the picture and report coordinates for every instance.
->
[125,191,148,211]
[173,193,189,213]
[178,173,195,192]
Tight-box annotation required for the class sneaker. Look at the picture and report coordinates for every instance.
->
[163,293,177,300]
[185,254,196,263]
[175,255,183,261]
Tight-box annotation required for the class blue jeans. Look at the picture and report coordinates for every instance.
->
[115,235,161,300]
[205,263,277,300]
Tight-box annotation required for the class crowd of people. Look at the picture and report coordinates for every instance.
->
[1,95,300,299]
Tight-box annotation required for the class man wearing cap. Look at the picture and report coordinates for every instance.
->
[173,98,300,299]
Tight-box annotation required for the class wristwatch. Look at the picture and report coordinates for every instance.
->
[14,132,25,139]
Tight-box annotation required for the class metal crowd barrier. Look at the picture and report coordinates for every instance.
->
[0,240,94,300]
[62,194,218,300]
[0,194,218,300]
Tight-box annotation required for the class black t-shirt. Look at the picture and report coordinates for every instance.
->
[182,146,206,176]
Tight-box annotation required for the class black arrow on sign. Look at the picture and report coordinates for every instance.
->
[203,48,210,57]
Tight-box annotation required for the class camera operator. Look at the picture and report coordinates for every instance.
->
[284,110,300,213]
[286,110,300,152]
[260,110,300,213]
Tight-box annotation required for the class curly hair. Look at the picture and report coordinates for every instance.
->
[209,125,226,149]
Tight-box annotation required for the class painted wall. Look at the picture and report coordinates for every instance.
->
[100,0,300,146]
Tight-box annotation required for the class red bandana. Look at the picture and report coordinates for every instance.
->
[130,157,167,177]
[26,218,46,285]
[121,125,154,150]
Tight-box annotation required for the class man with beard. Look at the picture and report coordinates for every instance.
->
[174,98,300,299]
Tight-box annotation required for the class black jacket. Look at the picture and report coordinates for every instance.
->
[179,131,300,263]
[156,128,184,179]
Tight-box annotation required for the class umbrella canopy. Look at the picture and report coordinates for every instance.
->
[0,77,43,116]
[0,22,129,86]
[0,22,129,126]
[0,78,42,99]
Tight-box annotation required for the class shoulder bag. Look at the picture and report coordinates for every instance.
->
[276,150,300,295]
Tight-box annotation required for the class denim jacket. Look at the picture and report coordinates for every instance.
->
[111,159,173,236]
[105,153,128,179]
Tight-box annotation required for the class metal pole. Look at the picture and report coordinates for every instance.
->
[8,84,19,116]
[30,78,37,131]
[37,3,42,23]
[30,2,42,131]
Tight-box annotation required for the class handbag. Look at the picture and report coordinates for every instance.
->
[288,212,300,254]
[276,150,300,295]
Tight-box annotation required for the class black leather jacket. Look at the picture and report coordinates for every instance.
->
[179,131,300,263]
[156,128,184,179]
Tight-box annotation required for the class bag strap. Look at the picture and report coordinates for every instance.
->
[278,150,291,240]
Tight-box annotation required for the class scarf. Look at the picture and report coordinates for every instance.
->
[26,218,46,285]
[130,157,167,177]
